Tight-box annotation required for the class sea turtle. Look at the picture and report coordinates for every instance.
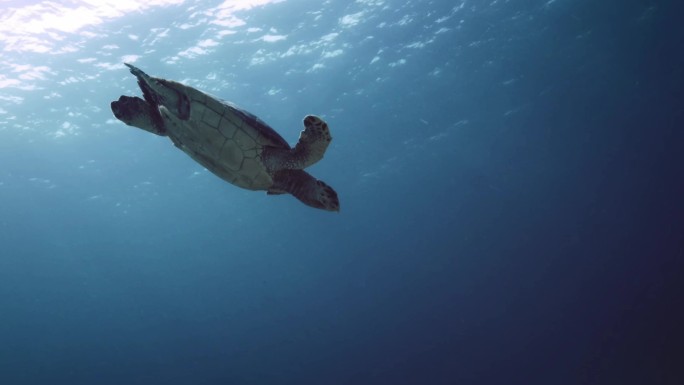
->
[110,63,339,212]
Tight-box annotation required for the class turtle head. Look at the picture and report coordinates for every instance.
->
[310,179,340,212]
[125,63,191,121]
[271,170,340,212]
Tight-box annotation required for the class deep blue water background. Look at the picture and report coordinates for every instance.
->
[1,0,682,384]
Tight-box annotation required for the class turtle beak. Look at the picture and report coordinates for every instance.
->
[125,63,190,120]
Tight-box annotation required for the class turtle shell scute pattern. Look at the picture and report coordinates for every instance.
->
[180,94,289,190]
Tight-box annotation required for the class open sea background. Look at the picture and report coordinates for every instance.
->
[1,0,682,384]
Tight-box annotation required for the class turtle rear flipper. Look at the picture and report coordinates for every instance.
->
[111,96,166,136]
[291,115,332,169]
[271,169,339,212]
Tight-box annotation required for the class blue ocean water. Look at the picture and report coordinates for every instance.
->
[1,0,682,384]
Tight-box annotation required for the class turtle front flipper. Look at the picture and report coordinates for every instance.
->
[291,115,332,169]
[270,169,339,212]
[111,95,166,136]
